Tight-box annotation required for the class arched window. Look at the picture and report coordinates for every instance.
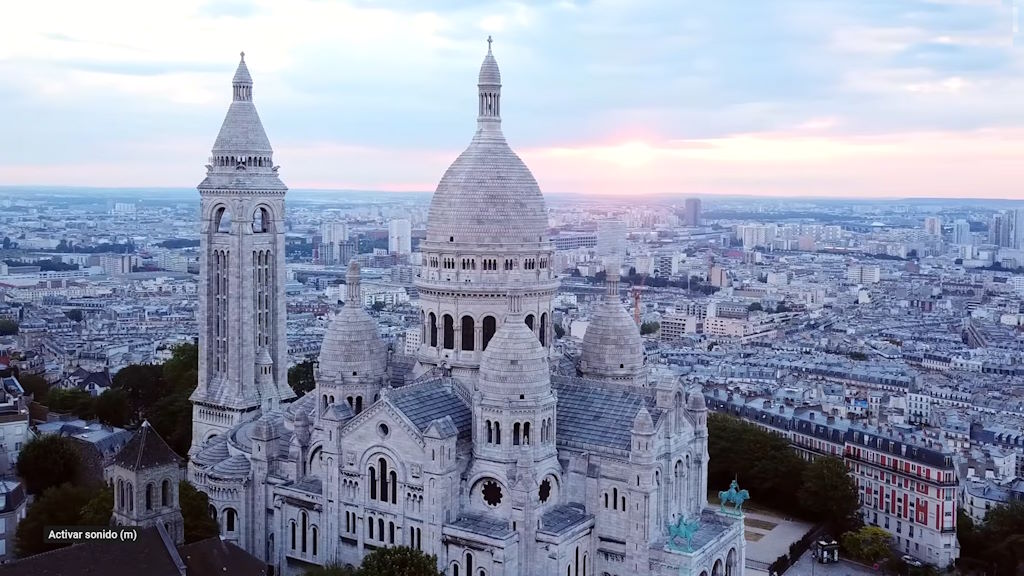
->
[613,487,618,510]
[604,492,609,508]
[513,422,521,445]
[482,316,497,350]
[524,422,531,444]
[466,553,474,574]
[226,508,237,533]
[300,511,307,552]
[378,518,385,541]
[443,314,455,349]
[291,521,296,549]
[453,564,460,576]
[494,422,501,444]
[461,315,475,351]
[429,313,438,347]
[390,470,398,504]
[128,483,134,512]
[379,458,389,503]
[368,517,374,539]
[370,465,377,500]
[252,207,270,233]
[117,479,124,510]
[389,521,395,544]
[312,526,318,556]
[525,314,535,332]
[486,420,493,443]
[355,396,363,414]
[214,206,232,234]
[540,312,548,345]
[145,483,154,510]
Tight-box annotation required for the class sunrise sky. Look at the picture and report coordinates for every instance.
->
[2,0,1022,198]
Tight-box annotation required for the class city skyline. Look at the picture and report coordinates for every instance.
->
[3,0,1024,198]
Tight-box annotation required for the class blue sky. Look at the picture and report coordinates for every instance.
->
[1,0,1022,197]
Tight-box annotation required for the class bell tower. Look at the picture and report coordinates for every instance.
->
[190,53,294,455]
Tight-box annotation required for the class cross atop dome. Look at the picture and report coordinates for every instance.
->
[487,35,493,53]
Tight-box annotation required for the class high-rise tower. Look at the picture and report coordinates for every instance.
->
[415,38,558,382]
[190,54,294,455]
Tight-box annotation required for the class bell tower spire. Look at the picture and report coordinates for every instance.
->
[190,54,293,456]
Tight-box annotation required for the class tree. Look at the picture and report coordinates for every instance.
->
[45,388,97,419]
[553,324,566,339]
[0,319,18,336]
[179,481,220,544]
[18,372,49,403]
[289,360,316,396]
[798,456,861,534]
[971,501,1024,575]
[15,483,104,557]
[841,526,892,563]
[748,302,763,312]
[848,351,868,361]
[359,546,443,576]
[112,363,166,420]
[1,236,9,249]
[707,413,808,516]
[162,343,198,391]
[95,388,131,427]
[64,309,84,322]
[640,321,660,335]
[148,392,194,457]
[80,485,114,526]
[16,435,82,495]
[371,301,386,312]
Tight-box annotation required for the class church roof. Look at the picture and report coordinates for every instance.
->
[447,512,513,540]
[212,54,271,155]
[424,39,548,248]
[112,421,182,471]
[390,378,472,442]
[552,375,663,452]
[539,503,593,535]
[210,454,251,478]
[192,434,230,467]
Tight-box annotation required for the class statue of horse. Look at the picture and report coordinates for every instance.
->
[667,515,701,552]
[718,479,750,514]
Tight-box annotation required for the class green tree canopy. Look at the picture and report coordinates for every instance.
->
[179,481,220,544]
[15,483,107,557]
[640,321,660,335]
[708,413,808,516]
[841,526,892,563]
[359,546,443,576]
[95,388,131,428]
[64,309,84,323]
[112,363,166,420]
[968,501,1024,575]
[371,301,386,311]
[45,388,96,420]
[798,456,861,534]
[748,302,763,312]
[289,360,316,396]
[17,434,81,495]
[17,372,49,403]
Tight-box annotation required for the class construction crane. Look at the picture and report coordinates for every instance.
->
[631,273,647,326]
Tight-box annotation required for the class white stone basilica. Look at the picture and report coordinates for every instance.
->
[188,44,746,576]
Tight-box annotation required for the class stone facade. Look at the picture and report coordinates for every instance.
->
[188,44,746,576]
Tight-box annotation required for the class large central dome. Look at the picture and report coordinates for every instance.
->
[425,39,548,247]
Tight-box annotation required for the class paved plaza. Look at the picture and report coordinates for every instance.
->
[743,511,815,564]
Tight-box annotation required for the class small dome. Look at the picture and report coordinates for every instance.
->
[479,38,501,85]
[319,264,387,382]
[580,296,644,382]
[211,454,252,478]
[479,313,550,396]
[319,308,388,381]
[192,435,230,468]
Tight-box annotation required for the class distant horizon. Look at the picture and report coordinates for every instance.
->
[2,184,1022,206]
[3,1,1024,199]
